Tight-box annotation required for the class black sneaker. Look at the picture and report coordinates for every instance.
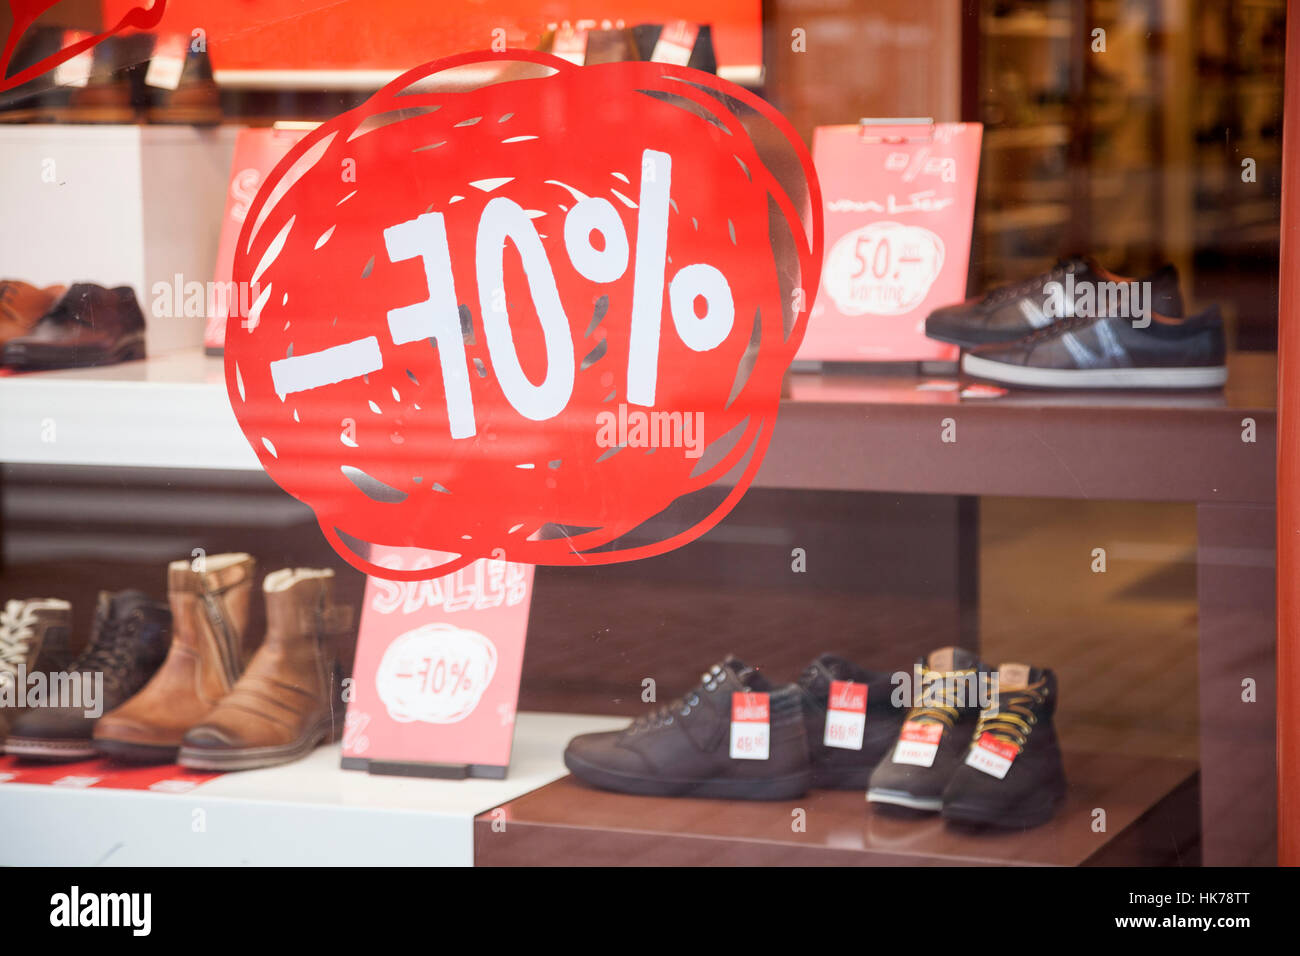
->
[4,590,170,761]
[867,647,991,812]
[564,656,811,800]
[925,258,1184,349]
[797,653,906,789]
[941,663,1066,828]
[961,305,1226,389]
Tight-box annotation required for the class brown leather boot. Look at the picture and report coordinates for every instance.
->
[177,568,354,771]
[94,553,256,763]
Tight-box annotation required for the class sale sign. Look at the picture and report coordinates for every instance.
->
[224,51,821,581]
[798,121,981,362]
[204,127,311,353]
[340,545,535,776]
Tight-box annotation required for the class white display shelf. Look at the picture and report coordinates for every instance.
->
[0,349,258,471]
[0,711,627,866]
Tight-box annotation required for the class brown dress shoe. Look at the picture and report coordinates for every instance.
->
[178,568,355,771]
[2,283,147,370]
[0,281,65,346]
[94,553,256,763]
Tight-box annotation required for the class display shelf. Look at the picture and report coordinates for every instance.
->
[0,712,626,866]
[0,349,1277,505]
[475,751,1199,866]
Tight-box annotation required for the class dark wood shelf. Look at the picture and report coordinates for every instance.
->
[475,750,1198,866]
[753,353,1275,504]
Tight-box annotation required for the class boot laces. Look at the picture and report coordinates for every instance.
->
[631,663,728,731]
[906,667,980,728]
[0,600,40,682]
[973,679,1048,753]
[70,608,140,688]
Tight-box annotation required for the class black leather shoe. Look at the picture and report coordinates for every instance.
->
[5,590,170,761]
[564,656,811,800]
[3,283,147,370]
[797,653,907,789]
[941,664,1067,828]
[961,305,1226,389]
[926,258,1184,349]
[867,647,991,812]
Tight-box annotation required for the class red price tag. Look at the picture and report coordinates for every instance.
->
[964,732,1018,779]
[823,679,867,750]
[730,691,770,760]
[893,719,942,767]
[651,21,699,66]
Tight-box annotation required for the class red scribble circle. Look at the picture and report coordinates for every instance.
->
[225,51,822,580]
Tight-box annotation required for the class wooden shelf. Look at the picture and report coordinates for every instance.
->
[475,750,1199,866]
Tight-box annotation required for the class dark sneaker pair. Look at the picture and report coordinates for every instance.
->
[926,257,1226,389]
[926,258,1184,348]
[4,591,171,760]
[961,308,1226,390]
[564,653,905,800]
[868,649,1066,827]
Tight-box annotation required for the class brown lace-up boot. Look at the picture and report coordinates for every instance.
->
[94,553,256,762]
[178,568,355,772]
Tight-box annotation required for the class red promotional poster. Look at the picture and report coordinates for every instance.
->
[799,121,982,363]
[203,127,310,353]
[223,51,820,581]
[339,545,536,776]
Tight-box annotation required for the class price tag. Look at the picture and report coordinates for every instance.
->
[53,30,94,88]
[145,35,189,90]
[823,679,867,750]
[729,691,770,760]
[892,719,942,767]
[149,778,200,794]
[965,732,1018,779]
[651,21,699,66]
[551,24,589,65]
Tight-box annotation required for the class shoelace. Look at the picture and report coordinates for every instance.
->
[905,668,980,728]
[69,609,140,690]
[972,679,1048,754]
[631,663,730,730]
[981,258,1081,306]
[0,601,39,683]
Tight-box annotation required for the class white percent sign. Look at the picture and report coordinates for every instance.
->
[268,149,735,438]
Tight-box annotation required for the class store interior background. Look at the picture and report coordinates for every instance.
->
[0,0,1283,865]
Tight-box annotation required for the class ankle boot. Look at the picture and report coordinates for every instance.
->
[178,568,355,771]
[94,553,256,762]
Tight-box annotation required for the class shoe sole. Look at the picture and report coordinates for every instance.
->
[962,353,1227,390]
[4,736,96,761]
[3,332,146,371]
[92,738,179,764]
[177,719,335,772]
[866,787,943,812]
[941,796,1064,829]
[564,751,810,801]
